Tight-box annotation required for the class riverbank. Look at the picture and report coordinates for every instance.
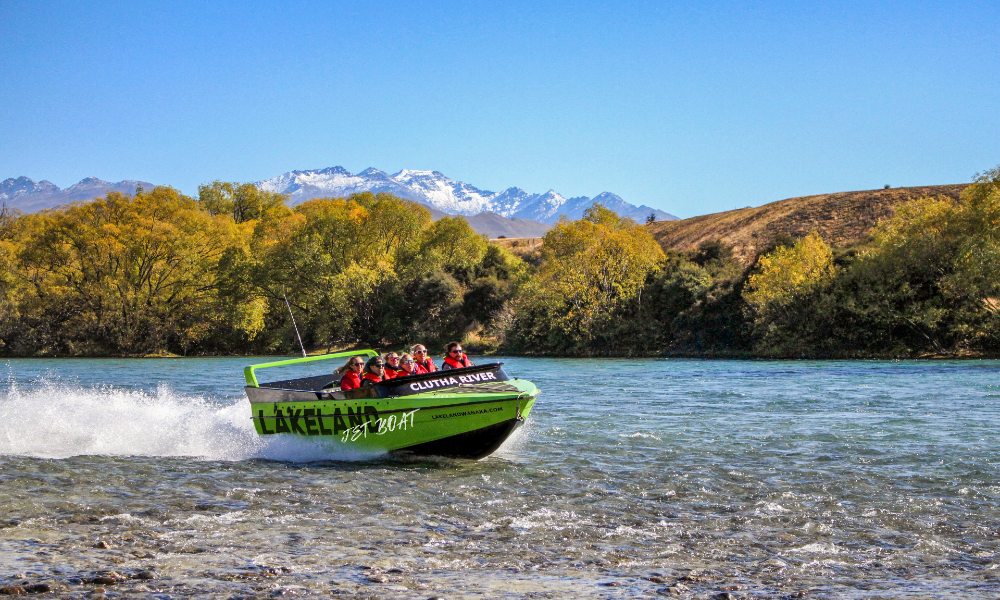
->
[3,345,999,360]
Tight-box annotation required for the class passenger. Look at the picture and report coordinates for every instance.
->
[383,352,403,379]
[335,355,365,391]
[398,353,421,376]
[441,342,473,370]
[411,344,437,373]
[361,356,385,386]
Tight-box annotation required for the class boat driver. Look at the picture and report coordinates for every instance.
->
[441,342,473,370]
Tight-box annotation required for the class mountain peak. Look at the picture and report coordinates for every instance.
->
[593,191,624,202]
[358,167,388,178]
[317,166,351,175]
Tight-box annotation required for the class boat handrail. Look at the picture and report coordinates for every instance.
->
[244,349,379,387]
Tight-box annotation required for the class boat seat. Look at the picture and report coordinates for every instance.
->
[259,373,339,391]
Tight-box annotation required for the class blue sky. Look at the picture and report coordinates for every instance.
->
[2,1,998,217]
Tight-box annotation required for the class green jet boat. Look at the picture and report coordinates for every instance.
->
[244,350,539,459]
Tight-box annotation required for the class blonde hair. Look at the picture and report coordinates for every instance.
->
[335,355,365,375]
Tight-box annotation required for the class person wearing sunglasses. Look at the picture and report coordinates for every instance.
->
[361,356,386,386]
[410,344,436,373]
[382,352,403,379]
[441,341,473,370]
[398,353,420,376]
[335,355,366,391]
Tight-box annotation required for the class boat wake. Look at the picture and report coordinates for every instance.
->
[0,378,383,462]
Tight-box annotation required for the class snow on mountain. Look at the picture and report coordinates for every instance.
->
[1,176,59,197]
[391,169,495,215]
[256,166,677,224]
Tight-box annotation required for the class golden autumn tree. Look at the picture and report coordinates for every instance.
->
[0,207,22,352]
[837,171,1000,354]
[508,205,665,353]
[744,231,835,314]
[740,231,836,355]
[12,187,243,355]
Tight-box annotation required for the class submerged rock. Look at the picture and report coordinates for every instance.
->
[24,583,52,594]
[85,571,127,585]
[0,585,26,595]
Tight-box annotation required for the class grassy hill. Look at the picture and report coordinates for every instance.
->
[648,185,967,264]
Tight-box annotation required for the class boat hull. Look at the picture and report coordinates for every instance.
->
[247,379,538,459]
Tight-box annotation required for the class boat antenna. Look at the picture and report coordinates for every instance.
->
[283,293,307,357]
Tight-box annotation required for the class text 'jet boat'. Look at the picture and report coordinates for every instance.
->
[243,350,539,459]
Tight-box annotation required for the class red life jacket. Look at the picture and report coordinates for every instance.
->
[416,358,437,373]
[362,372,382,385]
[443,353,472,370]
[384,365,403,379]
[339,370,362,391]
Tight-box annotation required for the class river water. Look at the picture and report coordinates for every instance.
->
[0,357,997,598]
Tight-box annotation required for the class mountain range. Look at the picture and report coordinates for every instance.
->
[0,176,154,213]
[257,166,675,225]
[2,167,676,237]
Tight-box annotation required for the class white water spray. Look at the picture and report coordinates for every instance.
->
[0,378,383,462]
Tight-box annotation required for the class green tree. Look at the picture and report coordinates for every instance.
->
[831,172,1000,355]
[199,181,290,224]
[415,216,488,280]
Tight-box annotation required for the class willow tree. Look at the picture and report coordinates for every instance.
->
[507,205,665,354]
[198,180,290,224]
[254,193,439,349]
[744,231,835,315]
[0,207,21,352]
[835,168,1000,355]
[741,231,836,355]
[11,187,243,354]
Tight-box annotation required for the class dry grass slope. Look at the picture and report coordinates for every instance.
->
[490,237,544,260]
[648,185,967,264]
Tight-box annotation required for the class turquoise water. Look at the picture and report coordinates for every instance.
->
[0,357,997,598]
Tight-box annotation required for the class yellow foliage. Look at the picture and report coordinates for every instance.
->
[745,231,835,312]
[12,187,243,353]
[529,208,665,339]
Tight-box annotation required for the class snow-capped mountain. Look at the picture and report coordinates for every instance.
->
[1,176,155,213]
[3,168,677,238]
[257,166,676,224]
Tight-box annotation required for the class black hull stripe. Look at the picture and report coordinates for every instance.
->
[393,418,524,459]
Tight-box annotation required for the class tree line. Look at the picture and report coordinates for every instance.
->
[0,169,997,358]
